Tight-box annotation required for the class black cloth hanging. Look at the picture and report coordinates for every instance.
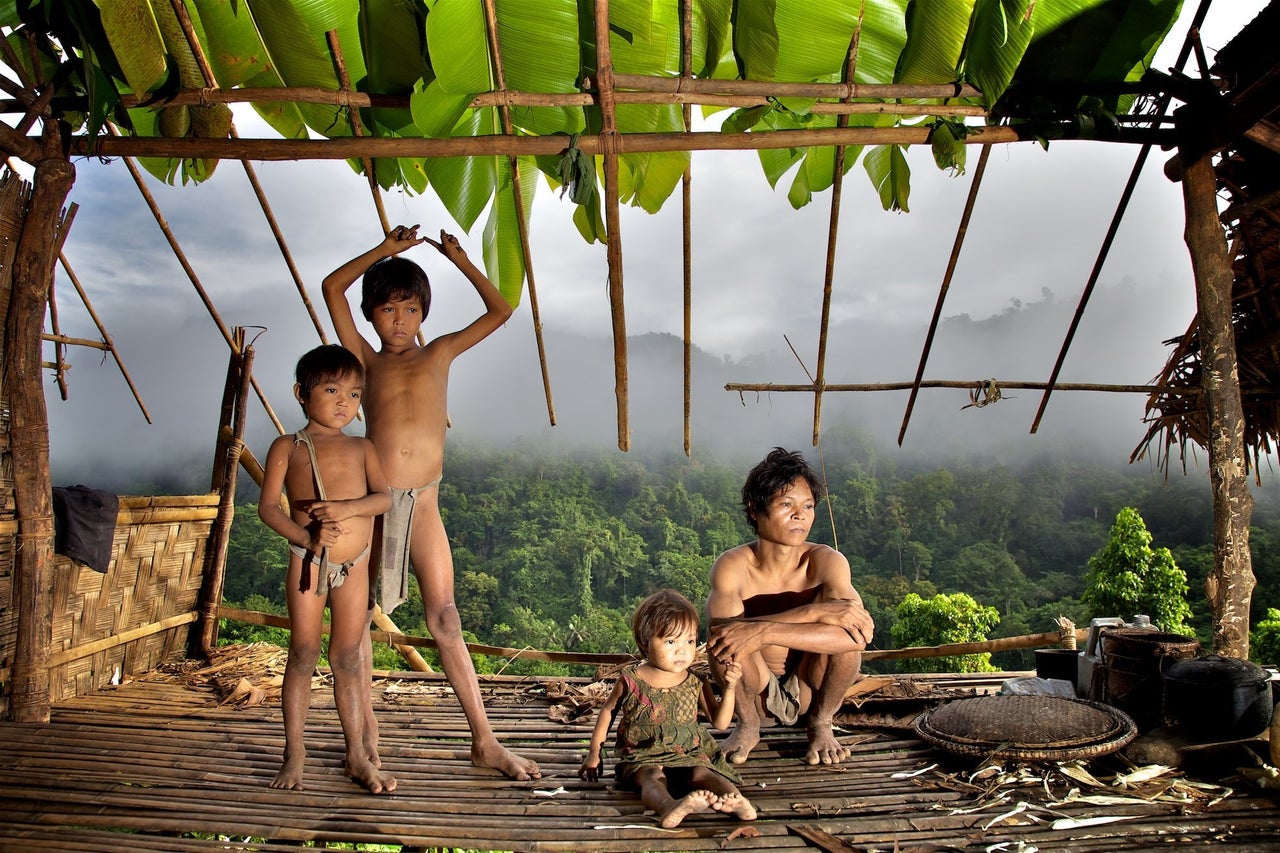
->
[52,485,120,573]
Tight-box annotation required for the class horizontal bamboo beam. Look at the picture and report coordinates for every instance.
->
[218,605,635,667]
[60,123,1171,164]
[608,73,983,100]
[118,494,220,508]
[47,611,199,667]
[220,605,1091,667]
[726,379,1276,395]
[42,332,107,350]
[0,498,220,534]
[863,628,1088,661]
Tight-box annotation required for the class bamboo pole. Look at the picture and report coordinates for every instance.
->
[194,329,254,657]
[898,145,991,445]
[88,78,989,110]
[727,379,1205,394]
[811,27,863,449]
[326,29,390,236]
[41,332,107,350]
[1180,150,1255,659]
[69,123,1167,164]
[1030,0,1214,435]
[218,604,1089,667]
[167,0,330,346]
[55,251,152,422]
[110,133,285,434]
[49,612,199,667]
[594,0,630,451]
[862,628,1089,661]
[680,0,693,456]
[482,0,556,428]
[7,126,74,723]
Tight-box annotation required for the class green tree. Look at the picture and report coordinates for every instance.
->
[1082,507,1193,635]
[1250,608,1280,666]
[891,592,1000,673]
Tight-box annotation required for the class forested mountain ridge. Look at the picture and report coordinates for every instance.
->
[222,436,1280,674]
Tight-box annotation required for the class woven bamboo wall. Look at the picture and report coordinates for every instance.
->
[46,495,219,703]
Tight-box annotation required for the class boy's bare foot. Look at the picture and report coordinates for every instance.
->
[713,791,758,821]
[659,789,716,828]
[473,740,541,780]
[723,724,761,765]
[271,754,306,790]
[804,719,850,765]
[346,756,397,794]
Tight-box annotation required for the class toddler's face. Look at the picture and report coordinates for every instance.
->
[646,624,698,674]
[299,372,362,430]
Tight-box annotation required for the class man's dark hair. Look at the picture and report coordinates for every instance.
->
[740,447,824,532]
[360,256,432,320]
[295,344,364,402]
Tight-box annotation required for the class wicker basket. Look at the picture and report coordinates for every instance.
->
[914,695,1138,761]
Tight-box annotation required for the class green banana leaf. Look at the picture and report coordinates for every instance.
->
[482,154,539,308]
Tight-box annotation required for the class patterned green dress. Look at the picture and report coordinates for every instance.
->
[611,665,742,790]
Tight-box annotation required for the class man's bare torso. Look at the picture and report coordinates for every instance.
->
[363,344,450,489]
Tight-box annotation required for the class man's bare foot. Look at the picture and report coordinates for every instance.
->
[804,719,851,765]
[712,791,758,821]
[473,740,541,780]
[659,789,715,828]
[723,724,761,765]
[271,754,306,790]
[345,756,397,794]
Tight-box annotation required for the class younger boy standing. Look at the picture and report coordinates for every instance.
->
[259,344,394,793]
[323,225,539,780]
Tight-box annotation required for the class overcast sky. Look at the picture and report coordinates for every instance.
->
[38,2,1279,492]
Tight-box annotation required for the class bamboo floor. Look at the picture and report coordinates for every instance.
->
[1,664,1278,852]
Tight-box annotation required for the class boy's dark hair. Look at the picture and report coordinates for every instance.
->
[360,256,432,320]
[295,344,364,406]
[741,447,824,532]
[631,589,699,652]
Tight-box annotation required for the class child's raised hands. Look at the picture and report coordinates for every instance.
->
[422,229,467,264]
[383,224,425,253]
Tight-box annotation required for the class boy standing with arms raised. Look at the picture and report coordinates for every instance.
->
[323,225,539,780]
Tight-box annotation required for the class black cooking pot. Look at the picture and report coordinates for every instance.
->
[1162,655,1274,739]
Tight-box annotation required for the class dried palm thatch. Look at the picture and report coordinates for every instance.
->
[1131,16,1280,481]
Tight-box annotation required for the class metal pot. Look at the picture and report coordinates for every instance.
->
[1162,655,1274,740]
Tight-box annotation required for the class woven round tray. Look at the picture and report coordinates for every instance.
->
[913,695,1137,761]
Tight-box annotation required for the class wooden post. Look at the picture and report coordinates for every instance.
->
[1180,151,1255,659]
[192,328,254,657]
[6,134,75,722]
